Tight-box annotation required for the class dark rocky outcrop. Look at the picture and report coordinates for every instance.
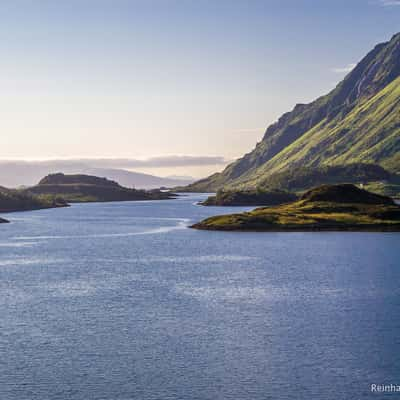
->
[300,184,394,205]
[201,189,297,206]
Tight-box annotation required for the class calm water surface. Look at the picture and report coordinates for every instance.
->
[0,194,399,400]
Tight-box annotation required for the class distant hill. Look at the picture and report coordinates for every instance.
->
[24,173,175,203]
[38,173,120,187]
[0,161,194,189]
[82,168,194,189]
[185,33,400,193]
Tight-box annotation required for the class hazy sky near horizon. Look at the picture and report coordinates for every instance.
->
[0,0,399,177]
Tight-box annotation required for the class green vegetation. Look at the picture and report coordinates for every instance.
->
[24,173,175,203]
[191,184,400,232]
[185,33,400,193]
[241,76,400,185]
[0,187,67,213]
[201,189,297,206]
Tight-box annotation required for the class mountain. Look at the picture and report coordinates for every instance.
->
[192,184,400,232]
[186,33,400,192]
[24,173,175,203]
[0,161,194,189]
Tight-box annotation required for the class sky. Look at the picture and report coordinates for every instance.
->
[0,0,399,178]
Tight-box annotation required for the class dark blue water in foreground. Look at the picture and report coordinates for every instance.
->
[0,194,399,400]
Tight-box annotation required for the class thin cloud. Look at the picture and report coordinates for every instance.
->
[81,156,228,168]
[0,156,228,169]
[331,63,356,73]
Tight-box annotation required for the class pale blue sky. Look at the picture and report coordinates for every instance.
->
[0,0,399,176]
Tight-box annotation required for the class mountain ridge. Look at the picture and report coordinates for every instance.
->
[185,32,400,192]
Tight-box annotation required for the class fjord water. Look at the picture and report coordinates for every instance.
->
[0,194,399,400]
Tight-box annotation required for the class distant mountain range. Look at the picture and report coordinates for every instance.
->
[0,161,195,189]
[185,32,400,193]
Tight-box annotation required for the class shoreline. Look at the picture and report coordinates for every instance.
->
[191,223,400,232]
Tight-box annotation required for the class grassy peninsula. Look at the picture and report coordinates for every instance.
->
[0,173,177,224]
[191,184,400,232]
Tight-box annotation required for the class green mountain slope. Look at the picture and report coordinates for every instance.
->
[186,32,400,192]
[236,76,400,187]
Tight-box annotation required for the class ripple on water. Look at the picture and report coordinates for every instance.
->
[174,284,269,303]
[12,218,190,240]
[0,257,66,267]
[0,241,40,248]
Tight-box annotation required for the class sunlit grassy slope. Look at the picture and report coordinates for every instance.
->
[235,76,400,188]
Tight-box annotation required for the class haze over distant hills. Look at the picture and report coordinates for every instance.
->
[0,160,195,189]
[23,173,174,203]
[186,32,400,193]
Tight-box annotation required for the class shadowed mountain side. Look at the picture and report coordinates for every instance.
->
[259,164,400,197]
[182,163,400,197]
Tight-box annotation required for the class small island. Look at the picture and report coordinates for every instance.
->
[200,189,297,206]
[191,184,400,232]
[24,173,176,203]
